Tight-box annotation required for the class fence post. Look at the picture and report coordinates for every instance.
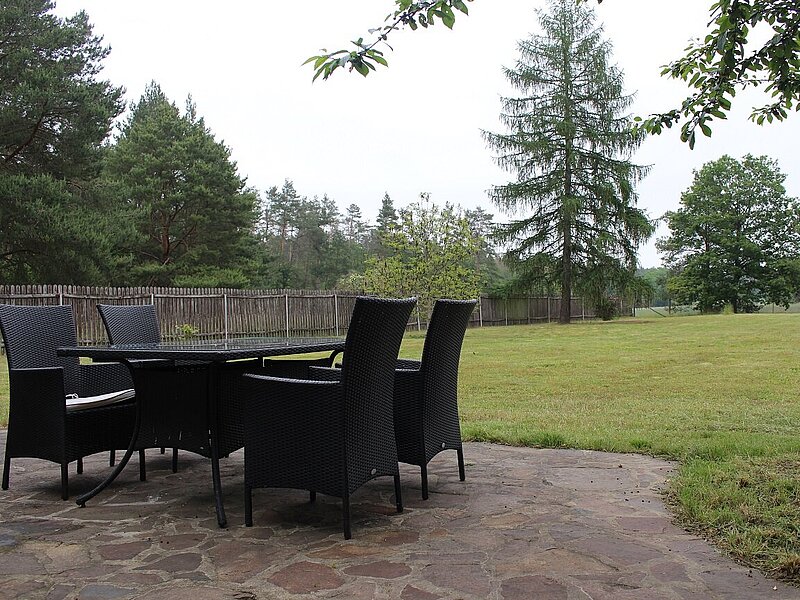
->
[334,293,339,336]
[416,306,422,331]
[478,297,483,327]
[505,298,508,326]
[527,296,531,324]
[223,293,229,340]
[547,296,551,323]
[58,291,63,305]
[150,293,155,305]
[285,293,290,338]
[581,297,585,321]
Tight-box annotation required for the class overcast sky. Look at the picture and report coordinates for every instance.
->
[54,0,800,268]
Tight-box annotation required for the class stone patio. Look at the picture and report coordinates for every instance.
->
[1,430,797,599]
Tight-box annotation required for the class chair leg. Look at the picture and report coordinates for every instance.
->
[171,448,178,473]
[342,493,351,540]
[139,450,146,481]
[109,451,116,467]
[420,464,429,500]
[244,484,253,527]
[61,463,68,500]
[2,454,10,490]
[77,457,83,475]
[457,448,466,481]
[394,473,404,513]
[309,491,316,503]
[160,447,166,454]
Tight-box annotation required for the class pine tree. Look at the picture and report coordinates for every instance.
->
[483,0,653,323]
[103,83,259,287]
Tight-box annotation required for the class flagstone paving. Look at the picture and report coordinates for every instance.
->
[1,431,797,599]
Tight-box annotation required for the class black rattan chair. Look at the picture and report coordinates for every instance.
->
[97,303,180,473]
[241,296,416,539]
[393,299,476,499]
[0,304,137,499]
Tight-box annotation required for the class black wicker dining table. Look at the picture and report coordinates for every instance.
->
[58,337,346,528]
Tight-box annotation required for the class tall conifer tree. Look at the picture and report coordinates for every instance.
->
[483,0,653,323]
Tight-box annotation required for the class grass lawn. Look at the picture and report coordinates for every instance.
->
[1,313,799,581]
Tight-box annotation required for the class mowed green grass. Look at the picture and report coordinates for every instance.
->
[1,314,798,580]
[400,314,800,582]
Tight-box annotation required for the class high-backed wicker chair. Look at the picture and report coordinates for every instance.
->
[392,299,476,499]
[0,304,137,499]
[97,303,161,346]
[242,296,416,539]
[97,304,178,473]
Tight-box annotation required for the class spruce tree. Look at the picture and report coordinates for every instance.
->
[483,0,653,323]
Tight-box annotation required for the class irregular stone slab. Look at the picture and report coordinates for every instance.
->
[0,434,797,599]
[344,560,412,579]
[268,561,344,594]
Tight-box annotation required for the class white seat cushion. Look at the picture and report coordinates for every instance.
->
[66,389,135,412]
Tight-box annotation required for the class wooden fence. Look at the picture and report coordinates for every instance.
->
[0,285,619,345]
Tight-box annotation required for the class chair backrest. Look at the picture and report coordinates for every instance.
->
[0,304,81,393]
[420,298,477,401]
[341,296,416,393]
[97,304,161,345]
[340,296,416,454]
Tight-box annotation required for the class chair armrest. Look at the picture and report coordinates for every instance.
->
[396,358,421,370]
[8,367,67,416]
[393,368,424,412]
[308,366,342,381]
[78,361,133,395]
[394,368,423,386]
[243,373,341,390]
[7,367,68,454]
[328,349,343,366]
[241,374,343,416]
[261,356,334,379]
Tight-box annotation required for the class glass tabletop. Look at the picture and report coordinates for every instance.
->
[58,336,346,361]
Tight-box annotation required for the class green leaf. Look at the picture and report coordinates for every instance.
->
[354,61,370,77]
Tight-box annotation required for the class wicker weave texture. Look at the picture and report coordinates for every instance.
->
[243,297,415,512]
[97,304,161,345]
[393,299,476,470]
[0,304,136,497]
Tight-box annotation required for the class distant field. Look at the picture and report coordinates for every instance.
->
[1,313,798,581]
[636,302,800,317]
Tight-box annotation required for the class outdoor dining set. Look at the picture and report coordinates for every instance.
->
[0,297,476,539]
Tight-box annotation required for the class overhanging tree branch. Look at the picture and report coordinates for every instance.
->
[307,0,800,147]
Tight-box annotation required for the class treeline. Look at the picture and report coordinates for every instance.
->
[0,1,507,301]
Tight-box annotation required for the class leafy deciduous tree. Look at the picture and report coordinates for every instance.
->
[363,193,481,318]
[637,0,800,148]
[658,154,800,312]
[483,0,653,323]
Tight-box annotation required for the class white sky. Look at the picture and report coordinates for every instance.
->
[54,0,800,268]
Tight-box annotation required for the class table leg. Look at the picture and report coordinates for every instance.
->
[208,363,227,528]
